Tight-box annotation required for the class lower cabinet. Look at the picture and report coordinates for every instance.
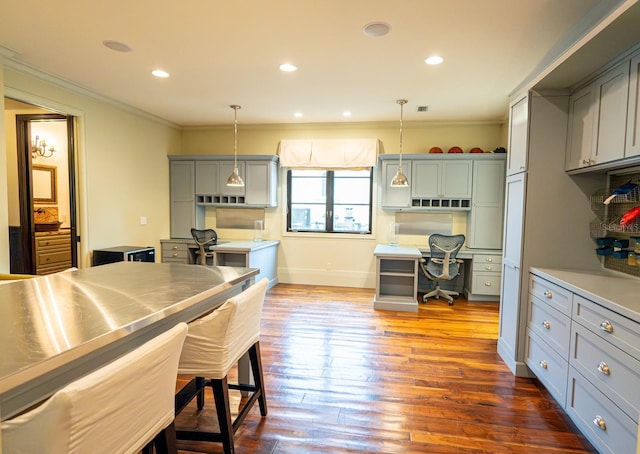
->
[161,239,192,264]
[526,270,640,454]
[35,232,72,275]
[467,253,502,299]
[373,245,421,313]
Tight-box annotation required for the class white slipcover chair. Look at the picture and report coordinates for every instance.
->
[175,278,269,454]
[2,322,188,454]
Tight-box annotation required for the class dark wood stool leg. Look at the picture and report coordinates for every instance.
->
[151,421,178,454]
[249,342,268,416]
[196,376,205,410]
[211,377,235,454]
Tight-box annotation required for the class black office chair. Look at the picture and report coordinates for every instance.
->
[419,233,465,305]
[191,228,217,265]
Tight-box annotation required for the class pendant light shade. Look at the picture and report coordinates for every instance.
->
[226,104,245,187]
[390,99,409,187]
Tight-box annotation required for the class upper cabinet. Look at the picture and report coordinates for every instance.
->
[380,159,411,209]
[626,52,640,158]
[565,59,631,172]
[507,94,529,176]
[467,158,506,249]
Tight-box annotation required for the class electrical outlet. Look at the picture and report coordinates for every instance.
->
[140,216,147,225]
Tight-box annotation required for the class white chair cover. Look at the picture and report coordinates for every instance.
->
[178,278,268,378]
[2,322,188,454]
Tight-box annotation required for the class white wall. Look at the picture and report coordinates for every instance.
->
[1,62,181,271]
[181,121,505,288]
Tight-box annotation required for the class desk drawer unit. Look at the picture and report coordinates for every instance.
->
[469,254,502,297]
[35,233,72,275]
[567,368,638,454]
[162,241,190,263]
[529,274,573,316]
[526,330,569,406]
[528,294,571,359]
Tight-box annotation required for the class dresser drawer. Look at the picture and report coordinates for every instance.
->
[526,331,568,407]
[573,294,640,360]
[567,368,638,454]
[528,294,571,359]
[529,274,573,316]
[570,322,640,422]
[162,248,189,260]
[470,272,501,296]
[35,234,71,249]
[472,254,502,267]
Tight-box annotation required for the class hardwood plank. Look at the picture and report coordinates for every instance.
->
[173,284,596,453]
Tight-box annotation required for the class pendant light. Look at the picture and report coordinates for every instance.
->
[390,99,409,187]
[226,104,245,187]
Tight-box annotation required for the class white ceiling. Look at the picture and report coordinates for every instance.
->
[0,0,626,126]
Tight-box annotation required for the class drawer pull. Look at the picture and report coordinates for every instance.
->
[485,258,493,263]
[593,415,607,431]
[172,253,178,257]
[542,320,550,330]
[172,245,179,250]
[539,360,548,370]
[599,321,613,333]
[484,265,493,270]
[543,290,552,299]
[597,362,611,376]
[484,281,492,287]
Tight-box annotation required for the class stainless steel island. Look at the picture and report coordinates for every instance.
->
[0,262,258,431]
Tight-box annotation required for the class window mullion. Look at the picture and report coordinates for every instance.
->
[326,171,334,232]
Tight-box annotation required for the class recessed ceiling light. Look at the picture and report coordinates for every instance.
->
[280,63,298,72]
[151,69,170,78]
[343,111,352,117]
[425,55,444,65]
[363,22,391,37]
[294,112,303,118]
[103,40,132,53]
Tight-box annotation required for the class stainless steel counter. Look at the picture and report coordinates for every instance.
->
[0,262,258,421]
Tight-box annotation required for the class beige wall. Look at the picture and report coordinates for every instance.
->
[1,62,181,271]
[0,59,8,271]
[180,121,505,288]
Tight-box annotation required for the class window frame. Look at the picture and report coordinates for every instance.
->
[286,168,374,234]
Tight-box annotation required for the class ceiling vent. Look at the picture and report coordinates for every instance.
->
[417,106,429,112]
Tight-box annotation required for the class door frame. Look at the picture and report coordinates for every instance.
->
[15,113,78,273]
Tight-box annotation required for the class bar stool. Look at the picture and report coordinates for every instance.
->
[175,278,269,454]
[1,322,188,454]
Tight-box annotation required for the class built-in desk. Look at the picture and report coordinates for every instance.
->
[160,239,279,288]
[0,262,258,429]
[374,244,502,312]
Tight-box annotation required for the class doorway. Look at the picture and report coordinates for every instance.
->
[7,102,78,274]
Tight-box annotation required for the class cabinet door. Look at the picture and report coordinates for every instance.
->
[381,160,411,208]
[170,160,196,239]
[441,160,472,197]
[498,173,526,367]
[565,84,595,171]
[245,160,277,206]
[507,95,529,175]
[626,53,640,158]
[195,161,219,195]
[467,159,505,249]
[410,160,440,197]
[593,60,630,164]
[219,161,246,196]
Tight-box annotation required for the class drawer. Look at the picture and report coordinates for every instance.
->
[162,242,189,253]
[162,248,189,260]
[573,294,640,360]
[37,250,71,267]
[36,234,71,249]
[570,322,640,422]
[472,261,500,272]
[528,294,571,359]
[529,274,573,316]
[472,254,502,266]
[470,272,501,296]
[566,368,637,454]
[526,331,569,407]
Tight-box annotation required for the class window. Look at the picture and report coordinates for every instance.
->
[287,169,373,233]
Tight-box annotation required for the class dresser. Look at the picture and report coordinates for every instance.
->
[526,268,640,454]
[34,230,72,275]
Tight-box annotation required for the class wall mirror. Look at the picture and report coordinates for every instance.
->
[32,164,57,204]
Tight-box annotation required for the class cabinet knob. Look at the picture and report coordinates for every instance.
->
[520,166,525,170]
[542,320,551,330]
[172,245,178,250]
[484,265,493,270]
[484,281,492,287]
[592,415,607,431]
[485,258,493,262]
[599,320,613,333]
[544,290,552,299]
[597,362,611,376]
[539,360,548,370]
[582,159,590,165]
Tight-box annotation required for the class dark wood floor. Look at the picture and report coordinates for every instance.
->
[174,284,596,453]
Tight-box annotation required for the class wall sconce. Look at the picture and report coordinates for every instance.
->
[32,135,56,158]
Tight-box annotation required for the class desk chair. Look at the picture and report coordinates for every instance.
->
[419,233,465,306]
[175,278,269,454]
[1,322,188,454]
[191,228,217,265]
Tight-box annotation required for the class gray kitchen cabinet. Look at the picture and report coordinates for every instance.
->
[565,60,630,171]
[506,94,529,176]
[626,51,640,158]
[195,160,246,205]
[245,159,277,207]
[170,160,203,239]
[410,159,472,209]
[467,156,505,249]
[380,159,411,208]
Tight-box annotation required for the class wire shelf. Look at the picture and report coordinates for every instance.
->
[590,185,640,206]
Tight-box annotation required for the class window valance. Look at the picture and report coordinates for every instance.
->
[278,139,379,169]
